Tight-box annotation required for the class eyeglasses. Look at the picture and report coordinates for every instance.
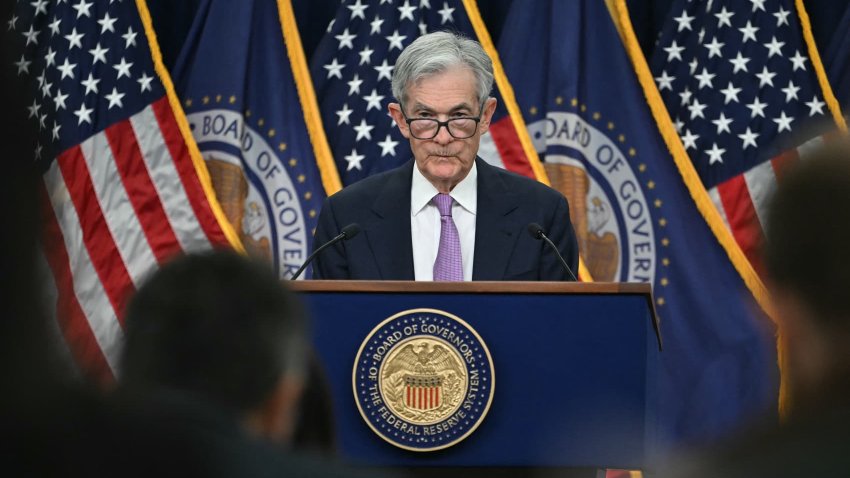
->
[400,107,482,140]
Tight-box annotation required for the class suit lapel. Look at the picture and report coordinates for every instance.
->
[472,158,522,280]
[368,161,415,280]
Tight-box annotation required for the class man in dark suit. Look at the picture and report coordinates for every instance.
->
[313,31,578,281]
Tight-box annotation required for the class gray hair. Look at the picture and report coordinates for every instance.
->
[391,31,494,109]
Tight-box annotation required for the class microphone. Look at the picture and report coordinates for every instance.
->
[527,222,578,281]
[290,223,361,280]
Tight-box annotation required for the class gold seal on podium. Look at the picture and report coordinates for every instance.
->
[353,308,495,451]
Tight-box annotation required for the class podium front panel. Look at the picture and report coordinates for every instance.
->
[295,282,658,469]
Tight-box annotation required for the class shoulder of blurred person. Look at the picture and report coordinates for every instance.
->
[658,405,850,478]
[764,139,850,417]
[105,387,379,478]
[658,137,850,478]
[292,351,337,454]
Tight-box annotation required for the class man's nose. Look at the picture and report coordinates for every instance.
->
[433,124,454,145]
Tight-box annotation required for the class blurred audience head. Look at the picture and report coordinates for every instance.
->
[765,138,850,414]
[120,250,309,444]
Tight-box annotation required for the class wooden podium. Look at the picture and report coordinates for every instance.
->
[290,281,660,475]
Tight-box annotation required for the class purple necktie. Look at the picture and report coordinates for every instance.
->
[432,193,463,281]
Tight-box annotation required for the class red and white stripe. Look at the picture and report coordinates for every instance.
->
[708,136,825,276]
[406,385,441,411]
[479,116,537,179]
[41,97,231,384]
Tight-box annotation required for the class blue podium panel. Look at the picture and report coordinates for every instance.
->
[292,281,659,470]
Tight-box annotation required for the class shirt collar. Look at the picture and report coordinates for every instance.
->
[411,161,478,216]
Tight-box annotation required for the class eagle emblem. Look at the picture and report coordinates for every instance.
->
[353,308,495,451]
[381,340,466,424]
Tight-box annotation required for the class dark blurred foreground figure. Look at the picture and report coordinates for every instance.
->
[0,7,99,474]
[1,4,349,473]
[119,251,308,445]
[660,139,850,477]
[111,251,362,477]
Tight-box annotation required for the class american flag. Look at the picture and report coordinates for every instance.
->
[310,0,544,186]
[650,0,839,273]
[9,0,237,383]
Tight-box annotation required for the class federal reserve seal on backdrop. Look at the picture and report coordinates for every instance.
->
[353,309,495,452]
[185,108,311,278]
[528,110,656,283]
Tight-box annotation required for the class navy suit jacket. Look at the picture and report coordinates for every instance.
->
[312,158,578,280]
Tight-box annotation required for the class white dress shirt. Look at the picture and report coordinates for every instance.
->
[410,163,477,281]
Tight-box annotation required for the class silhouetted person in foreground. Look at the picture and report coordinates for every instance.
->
[292,351,338,454]
[660,139,850,477]
[111,251,362,477]
[0,7,106,475]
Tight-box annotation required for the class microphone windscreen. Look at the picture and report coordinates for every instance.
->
[527,222,544,240]
[341,223,361,240]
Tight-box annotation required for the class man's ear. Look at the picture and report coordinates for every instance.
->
[478,97,498,134]
[388,103,410,139]
[771,287,834,408]
[243,375,304,444]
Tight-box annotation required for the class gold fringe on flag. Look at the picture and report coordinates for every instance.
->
[134,0,246,253]
[463,0,594,281]
[609,0,786,410]
[277,0,343,196]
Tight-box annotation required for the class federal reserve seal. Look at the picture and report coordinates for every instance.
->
[353,309,495,451]
[528,111,656,283]
[185,107,314,279]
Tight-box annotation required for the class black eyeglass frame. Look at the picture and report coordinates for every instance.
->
[399,105,484,140]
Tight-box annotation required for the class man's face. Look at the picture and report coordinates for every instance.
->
[389,66,497,192]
